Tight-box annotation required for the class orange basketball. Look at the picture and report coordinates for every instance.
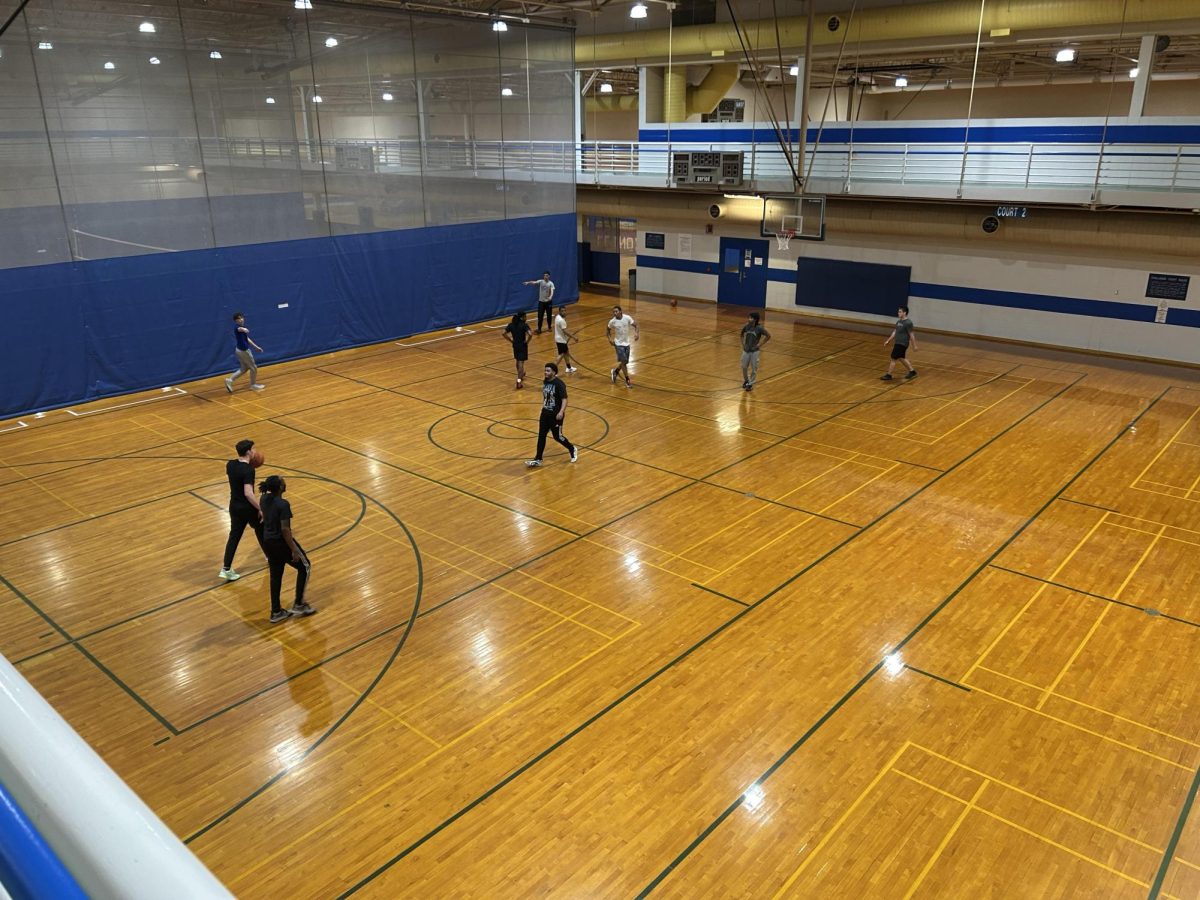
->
[670,298,678,307]
[249,449,265,468]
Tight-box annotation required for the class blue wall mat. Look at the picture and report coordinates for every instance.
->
[796,258,912,316]
[0,211,578,417]
[590,250,621,284]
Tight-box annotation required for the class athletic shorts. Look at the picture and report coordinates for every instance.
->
[556,342,569,355]
[513,347,529,362]
[890,343,908,360]
[614,345,630,364]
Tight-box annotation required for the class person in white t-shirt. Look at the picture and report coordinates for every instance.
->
[553,306,579,374]
[606,305,639,388]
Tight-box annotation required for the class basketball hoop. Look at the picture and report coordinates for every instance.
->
[776,229,795,251]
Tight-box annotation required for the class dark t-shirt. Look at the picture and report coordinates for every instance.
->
[541,377,567,416]
[261,494,293,542]
[894,318,914,346]
[741,324,768,352]
[235,326,250,351]
[226,459,255,510]
[505,321,530,349]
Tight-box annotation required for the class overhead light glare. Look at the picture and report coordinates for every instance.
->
[895,75,908,88]
[1129,66,1139,78]
[139,21,156,33]
[295,0,313,8]
[630,2,648,18]
[209,49,222,59]
[265,96,276,104]
[492,19,507,32]
[381,92,394,101]
[38,41,53,50]
[1055,48,1076,63]
[312,94,323,102]
[149,56,160,64]
[104,61,115,70]
[324,36,338,48]
[501,87,513,96]
[788,65,799,76]
[599,82,613,93]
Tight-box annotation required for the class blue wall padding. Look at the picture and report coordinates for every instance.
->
[796,257,912,316]
[0,211,578,416]
[590,250,621,284]
[0,782,88,900]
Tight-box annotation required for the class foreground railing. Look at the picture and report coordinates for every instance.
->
[0,653,232,899]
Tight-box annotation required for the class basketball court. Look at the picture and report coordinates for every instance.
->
[3,293,1200,896]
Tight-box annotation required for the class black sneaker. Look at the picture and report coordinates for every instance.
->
[905,369,918,379]
[290,602,316,617]
[879,374,894,381]
[269,608,290,624]
[610,368,617,383]
[746,382,754,391]
[742,382,749,390]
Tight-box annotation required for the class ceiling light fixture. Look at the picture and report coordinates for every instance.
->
[788,65,799,76]
[312,94,323,102]
[501,87,513,96]
[209,49,222,59]
[149,56,160,64]
[600,82,613,93]
[295,0,313,8]
[630,2,648,18]
[324,36,338,48]
[139,21,156,33]
[104,61,115,70]
[265,96,276,104]
[38,41,52,50]
[1055,48,1076,63]
[492,19,507,32]
[895,75,908,87]
[1129,66,1139,78]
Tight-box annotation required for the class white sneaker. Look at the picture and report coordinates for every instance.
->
[250,383,266,391]
[219,568,240,581]
[525,459,542,467]
[567,367,577,374]
[224,377,233,393]
[569,447,578,463]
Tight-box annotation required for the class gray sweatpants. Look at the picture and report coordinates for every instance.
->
[231,349,258,385]
[741,350,761,384]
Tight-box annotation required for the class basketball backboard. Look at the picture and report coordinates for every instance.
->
[761,195,826,241]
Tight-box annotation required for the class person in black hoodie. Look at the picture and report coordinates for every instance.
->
[258,474,316,624]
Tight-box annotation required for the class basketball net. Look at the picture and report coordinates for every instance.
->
[776,230,794,251]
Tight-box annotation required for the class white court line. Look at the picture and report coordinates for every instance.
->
[395,329,476,347]
[483,323,510,329]
[66,387,188,417]
[0,421,28,434]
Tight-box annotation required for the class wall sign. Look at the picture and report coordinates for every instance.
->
[645,232,665,250]
[995,206,1028,218]
[1146,273,1190,301]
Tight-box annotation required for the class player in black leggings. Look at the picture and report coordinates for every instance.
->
[258,474,316,624]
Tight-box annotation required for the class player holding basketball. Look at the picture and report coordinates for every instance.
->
[258,474,315,623]
[881,306,918,381]
[523,271,555,334]
[225,312,265,393]
[525,363,577,467]
[553,306,579,374]
[220,439,265,581]
[607,305,639,388]
[503,311,533,388]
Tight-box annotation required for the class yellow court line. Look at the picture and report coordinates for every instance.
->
[1035,524,1164,711]
[784,438,900,471]
[490,580,614,640]
[975,806,1150,888]
[828,416,938,446]
[701,513,816,586]
[817,462,900,515]
[230,630,622,887]
[910,744,1167,851]
[580,535,719,585]
[956,682,1192,772]
[1130,404,1200,489]
[1132,485,1200,506]
[911,378,1037,446]
[15,471,91,518]
[1139,478,1190,491]
[1174,856,1200,872]
[514,569,641,627]
[675,491,789,557]
[901,780,988,900]
[961,510,1110,683]
[773,457,856,505]
[977,666,1200,750]
[588,528,720,572]
[770,742,912,899]
[1098,520,1200,549]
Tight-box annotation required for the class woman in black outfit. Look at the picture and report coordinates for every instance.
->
[258,475,316,623]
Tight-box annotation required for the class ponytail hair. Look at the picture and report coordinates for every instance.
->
[259,474,284,495]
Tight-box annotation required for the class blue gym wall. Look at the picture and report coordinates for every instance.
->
[0,211,578,417]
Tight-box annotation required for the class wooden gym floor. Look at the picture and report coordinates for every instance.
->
[3,291,1200,898]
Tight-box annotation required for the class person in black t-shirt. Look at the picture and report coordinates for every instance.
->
[258,474,315,623]
[503,312,533,389]
[220,439,265,581]
[525,363,577,467]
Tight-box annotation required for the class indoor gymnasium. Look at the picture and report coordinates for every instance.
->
[2,0,1200,897]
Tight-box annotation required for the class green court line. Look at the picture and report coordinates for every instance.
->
[903,664,971,693]
[690,583,750,607]
[1149,764,1200,898]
